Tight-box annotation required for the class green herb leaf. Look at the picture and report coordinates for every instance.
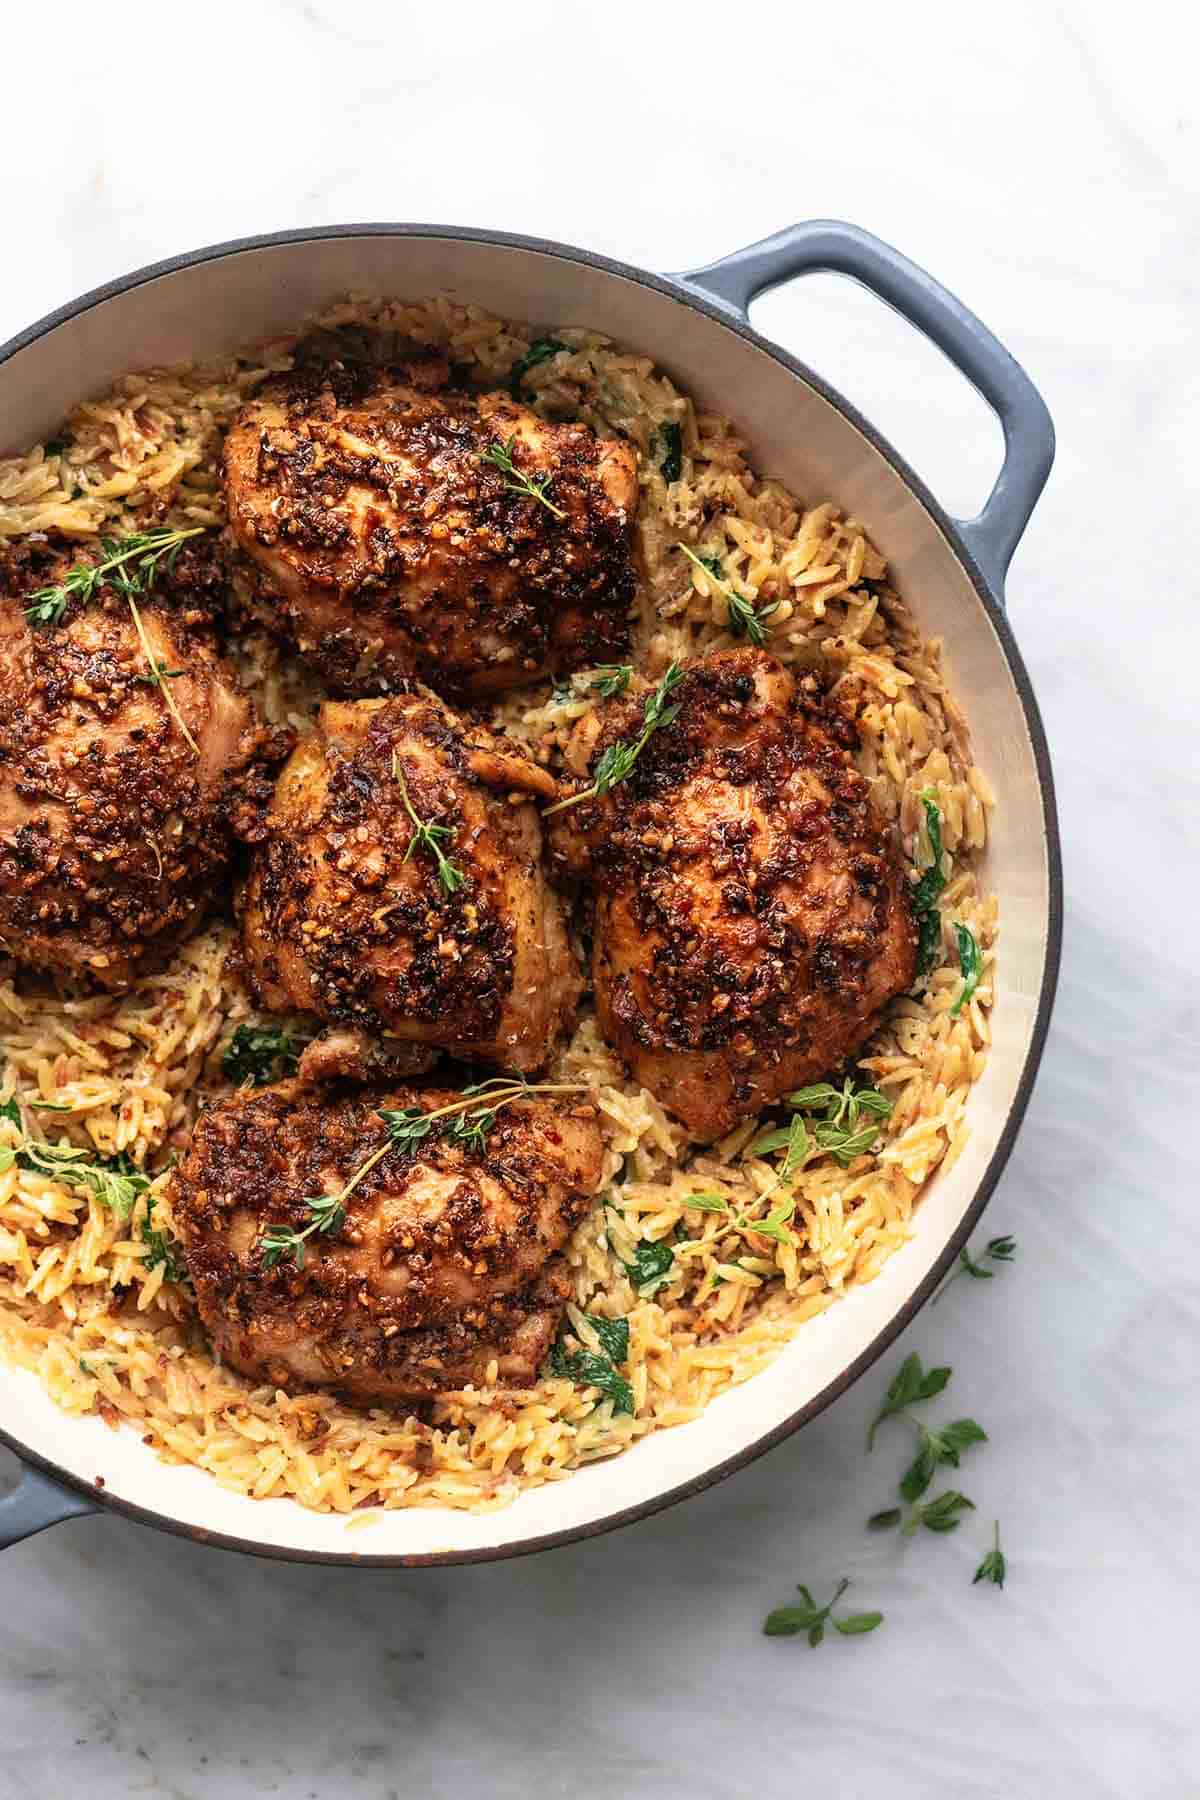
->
[140,1197,186,1283]
[867,1508,903,1531]
[510,338,566,392]
[651,421,683,483]
[950,922,982,1016]
[676,543,780,646]
[833,1612,884,1636]
[867,1352,950,1449]
[764,1577,882,1646]
[622,1238,675,1298]
[0,1097,21,1129]
[222,1024,310,1088]
[973,1521,1006,1589]
[915,1490,976,1534]
[547,1338,634,1414]
[22,525,204,630]
[589,663,633,699]
[587,1313,631,1363]
[393,754,464,896]
[932,1232,1018,1302]
[911,789,948,978]
[260,1189,346,1271]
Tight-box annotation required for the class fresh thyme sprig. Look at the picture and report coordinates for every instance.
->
[22,525,204,628]
[932,1233,1017,1303]
[481,436,566,519]
[866,1350,950,1450]
[543,662,685,817]
[677,543,781,647]
[23,526,205,755]
[748,1076,893,1176]
[393,753,464,896]
[764,1577,883,1646]
[259,1082,589,1271]
[973,1521,1006,1587]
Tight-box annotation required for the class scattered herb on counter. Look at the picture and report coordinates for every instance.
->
[589,662,633,699]
[911,788,947,978]
[869,1489,977,1536]
[393,753,464,896]
[651,420,683,483]
[973,1521,1006,1588]
[481,434,566,519]
[866,1351,951,1450]
[950,922,982,1016]
[932,1234,1017,1304]
[764,1577,884,1646]
[509,337,566,393]
[222,1024,311,1088]
[898,1416,988,1504]
[544,662,685,815]
[676,542,781,647]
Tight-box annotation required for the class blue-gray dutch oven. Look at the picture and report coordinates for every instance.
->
[0,221,1059,1563]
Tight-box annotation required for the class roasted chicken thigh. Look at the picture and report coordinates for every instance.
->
[172,1080,604,1400]
[239,690,581,1073]
[0,535,285,987]
[548,649,917,1139]
[222,340,638,698]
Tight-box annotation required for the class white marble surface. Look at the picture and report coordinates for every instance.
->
[2,1,1198,1794]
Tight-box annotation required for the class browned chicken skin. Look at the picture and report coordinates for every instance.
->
[222,341,638,698]
[238,690,581,1073]
[172,1080,604,1400]
[548,649,917,1140]
[0,536,287,987]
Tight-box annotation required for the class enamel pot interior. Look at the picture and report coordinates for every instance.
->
[0,231,1055,1563]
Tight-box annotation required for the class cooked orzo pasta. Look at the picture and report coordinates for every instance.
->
[0,296,996,1514]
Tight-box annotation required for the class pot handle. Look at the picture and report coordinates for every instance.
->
[674,220,1054,598]
[0,1459,98,1549]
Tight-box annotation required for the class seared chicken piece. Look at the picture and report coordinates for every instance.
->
[172,1080,604,1400]
[0,535,287,987]
[238,690,581,1073]
[549,649,917,1140]
[222,340,638,698]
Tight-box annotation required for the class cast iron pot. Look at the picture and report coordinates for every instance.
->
[0,220,1059,1563]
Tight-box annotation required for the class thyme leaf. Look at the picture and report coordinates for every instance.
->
[544,662,685,816]
[481,435,566,519]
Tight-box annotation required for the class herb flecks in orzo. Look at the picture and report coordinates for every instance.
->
[677,542,781,647]
[764,1577,883,1646]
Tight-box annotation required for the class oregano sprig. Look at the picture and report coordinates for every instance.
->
[677,542,780,647]
[932,1233,1017,1303]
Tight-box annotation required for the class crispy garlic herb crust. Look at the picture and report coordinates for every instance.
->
[549,648,918,1139]
[172,1081,604,1400]
[0,534,289,986]
[222,343,638,698]
[238,690,580,1071]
